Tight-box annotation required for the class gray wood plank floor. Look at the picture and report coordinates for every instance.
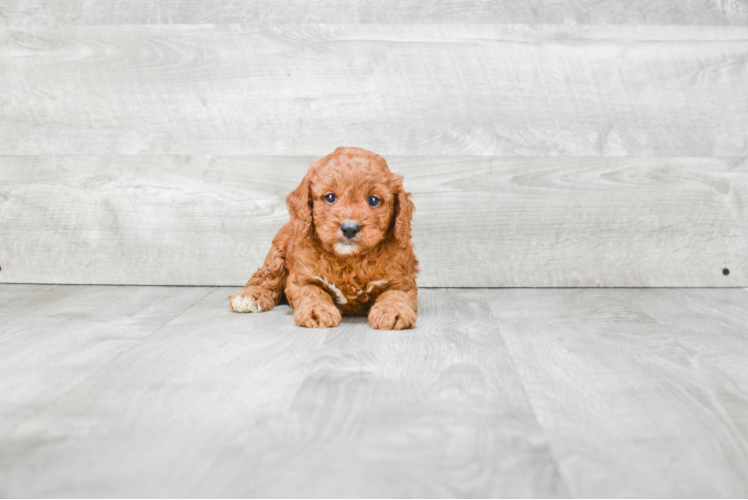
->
[0,285,214,437]
[1,285,747,497]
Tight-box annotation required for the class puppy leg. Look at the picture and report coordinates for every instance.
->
[286,282,342,328]
[369,289,417,330]
[229,235,288,313]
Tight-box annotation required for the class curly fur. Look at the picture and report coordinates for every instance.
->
[229,147,419,329]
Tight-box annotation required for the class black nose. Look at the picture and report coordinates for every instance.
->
[340,221,361,239]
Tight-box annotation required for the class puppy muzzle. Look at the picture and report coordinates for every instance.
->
[340,221,361,240]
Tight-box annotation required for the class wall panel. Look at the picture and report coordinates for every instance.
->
[1,156,744,286]
[1,0,747,26]
[2,10,746,287]
[1,25,747,157]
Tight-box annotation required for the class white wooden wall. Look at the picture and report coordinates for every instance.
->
[1,1,747,287]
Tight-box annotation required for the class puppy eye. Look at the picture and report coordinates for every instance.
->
[324,193,337,204]
[367,195,381,208]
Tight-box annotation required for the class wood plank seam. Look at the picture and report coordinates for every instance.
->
[497,322,576,498]
[0,286,217,441]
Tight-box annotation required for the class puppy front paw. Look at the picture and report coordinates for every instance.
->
[369,301,416,330]
[229,286,275,313]
[294,301,342,328]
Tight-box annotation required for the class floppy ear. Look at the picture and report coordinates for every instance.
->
[286,167,314,239]
[390,174,415,248]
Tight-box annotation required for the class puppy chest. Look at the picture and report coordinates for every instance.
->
[309,275,388,313]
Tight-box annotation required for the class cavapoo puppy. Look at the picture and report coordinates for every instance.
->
[229,147,419,330]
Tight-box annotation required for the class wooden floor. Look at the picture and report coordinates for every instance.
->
[1,285,747,498]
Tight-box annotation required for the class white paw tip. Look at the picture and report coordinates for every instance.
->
[230,295,262,313]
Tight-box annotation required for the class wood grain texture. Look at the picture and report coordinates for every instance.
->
[492,287,748,497]
[1,155,745,287]
[0,287,568,498]
[0,285,214,437]
[1,25,747,156]
[0,284,57,318]
[2,286,748,497]
[1,0,747,25]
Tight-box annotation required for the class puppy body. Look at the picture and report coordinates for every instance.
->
[230,147,419,330]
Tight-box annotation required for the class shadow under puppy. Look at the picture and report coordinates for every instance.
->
[230,147,419,329]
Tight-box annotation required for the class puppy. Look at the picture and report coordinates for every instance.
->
[229,147,419,330]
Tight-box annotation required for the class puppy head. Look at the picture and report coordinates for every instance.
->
[286,147,414,256]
